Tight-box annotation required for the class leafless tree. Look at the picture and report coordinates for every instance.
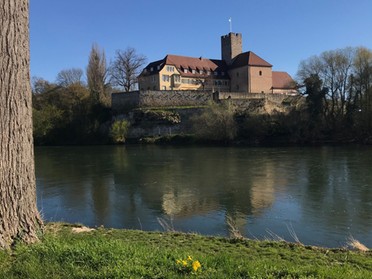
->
[87,44,109,105]
[56,68,84,87]
[109,47,146,92]
[352,47,372,132]
[297,48,355,125]
[32,76,55,94]
[0,0,43,249]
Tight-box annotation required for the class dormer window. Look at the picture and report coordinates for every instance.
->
[199,70,203,75]
[150,67,154,72]
[214,71,218,76]
[192,69,196,74]
[184,68,188,73]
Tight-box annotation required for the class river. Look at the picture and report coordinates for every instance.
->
[35,145,372,248]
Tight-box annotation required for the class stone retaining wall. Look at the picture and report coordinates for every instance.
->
[112,90,301,114]
[112,90,214,111]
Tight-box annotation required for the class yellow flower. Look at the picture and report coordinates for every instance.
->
[182,260,188,267]
[187,256,193,261]
[176,259,182,265]
[192,260,201,272]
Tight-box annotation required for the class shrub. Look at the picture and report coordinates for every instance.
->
[191,101,237,142]
[110,120,130,143]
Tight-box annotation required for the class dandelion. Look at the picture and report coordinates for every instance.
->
[192,260,201,272]
[175,256,202,274]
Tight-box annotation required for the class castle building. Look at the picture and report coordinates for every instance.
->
[138,33,297,94]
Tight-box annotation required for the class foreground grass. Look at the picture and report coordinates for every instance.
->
[0,223,371,279]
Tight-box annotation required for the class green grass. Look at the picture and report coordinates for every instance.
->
[0,223,371,278]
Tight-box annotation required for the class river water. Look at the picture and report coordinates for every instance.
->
[35,145,372,248]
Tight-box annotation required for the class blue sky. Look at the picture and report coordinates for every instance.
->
[30,0,372,82]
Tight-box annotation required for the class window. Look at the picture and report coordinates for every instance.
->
[150,67,154,72]
[173,75,180,82]
[162,86,166,90]
[214,71,218,76]
[259,71,262,76]
[184,68,188,73]
[207,71,211,75]
[162,75,169,82]
[192,69,196,74]
[166,66,174,72]
[157,65,161,70]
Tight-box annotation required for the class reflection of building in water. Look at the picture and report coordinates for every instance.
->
[229,161,288,232]
[161,190,218,217]
[161,160,287,222]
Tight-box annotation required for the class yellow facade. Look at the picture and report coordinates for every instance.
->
[138,32,296,95]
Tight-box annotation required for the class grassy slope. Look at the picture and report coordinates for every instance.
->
[0,223,371,279]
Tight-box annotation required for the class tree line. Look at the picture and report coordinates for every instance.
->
[298,47,372,143]
[192,47,372,145]
[32,45,146,145]
[33,45,372,146]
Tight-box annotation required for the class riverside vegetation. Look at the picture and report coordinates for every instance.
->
[32,46,372,146]
[0,223,370,278]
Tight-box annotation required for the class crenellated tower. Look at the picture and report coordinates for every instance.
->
[221,32,242,65]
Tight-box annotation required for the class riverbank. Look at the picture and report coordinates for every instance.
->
[1,223,371,278]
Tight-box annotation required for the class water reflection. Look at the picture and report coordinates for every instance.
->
[35,145,372,247]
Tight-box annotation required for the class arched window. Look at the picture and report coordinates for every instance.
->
[259,70,262,76]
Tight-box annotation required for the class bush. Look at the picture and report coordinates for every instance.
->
[191,101,237,142]
[110,120,130,143]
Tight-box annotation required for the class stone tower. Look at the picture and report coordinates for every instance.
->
[221,32,242,65]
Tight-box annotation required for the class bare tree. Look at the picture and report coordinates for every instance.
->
[297,48,354,126]
[109,47,146,92]
[0,0,43,249]
[56,68,84,87]
[87,44,108,105]
[353,47,372,133]
[32,76,55,94]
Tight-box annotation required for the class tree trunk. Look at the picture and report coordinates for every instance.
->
[0,0,43,249]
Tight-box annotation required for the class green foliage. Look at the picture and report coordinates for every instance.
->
[191,101,237,142]
[33,106,64,144]
[110,120,130,143]
[0,223,371,278]
[32,83,112,145]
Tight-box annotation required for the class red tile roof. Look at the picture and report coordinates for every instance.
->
[272,71,296,89]
[230,51,272,68]
[140,54,229,79]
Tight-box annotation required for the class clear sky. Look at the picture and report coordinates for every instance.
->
[30,0,372,82]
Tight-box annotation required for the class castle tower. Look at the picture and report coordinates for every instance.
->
[221,32,242,65]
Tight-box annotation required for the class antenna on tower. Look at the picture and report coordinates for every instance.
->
[229,17,232,33]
